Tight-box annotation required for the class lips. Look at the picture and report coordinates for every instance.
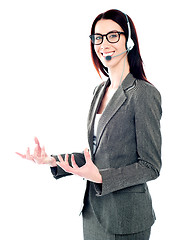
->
[101,51,115,58]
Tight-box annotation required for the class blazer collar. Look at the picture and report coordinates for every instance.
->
[88,73,136,155]
[118,72,136,91]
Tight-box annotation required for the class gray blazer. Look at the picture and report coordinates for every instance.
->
[51,73,162,235]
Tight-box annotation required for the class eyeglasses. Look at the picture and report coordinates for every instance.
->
[89,31,125,45]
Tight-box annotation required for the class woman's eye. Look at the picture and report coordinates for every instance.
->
[96,36,102,40]
[109,34,117,38]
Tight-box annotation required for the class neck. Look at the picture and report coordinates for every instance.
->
[108,56,130,90]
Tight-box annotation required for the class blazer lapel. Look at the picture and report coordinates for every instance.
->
[95,86,127,152]
[87,80,110,154]
[88,73,136,155]
[95,73,137,154]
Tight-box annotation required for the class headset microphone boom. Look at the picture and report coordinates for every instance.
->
[105,50,128,61]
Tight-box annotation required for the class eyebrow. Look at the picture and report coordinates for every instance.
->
[94,30,120,35]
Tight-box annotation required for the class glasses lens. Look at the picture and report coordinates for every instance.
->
[107,32,120,43]
[90,34,102,45]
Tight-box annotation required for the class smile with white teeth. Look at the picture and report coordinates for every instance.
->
[102,52,115,57]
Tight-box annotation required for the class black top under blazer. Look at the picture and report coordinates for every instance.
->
[51,73,162,235]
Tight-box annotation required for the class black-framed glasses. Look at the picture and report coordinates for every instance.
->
[89,31,125,45]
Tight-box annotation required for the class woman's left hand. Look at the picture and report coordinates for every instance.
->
[57,148,102,183]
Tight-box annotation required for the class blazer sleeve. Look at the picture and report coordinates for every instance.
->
[95,83,162,196]
[50,152,86,179]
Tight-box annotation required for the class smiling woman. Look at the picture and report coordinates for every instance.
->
[90,10,146,82]
[16,9,162,240]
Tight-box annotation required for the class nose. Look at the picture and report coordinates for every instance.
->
[100,36,110,49]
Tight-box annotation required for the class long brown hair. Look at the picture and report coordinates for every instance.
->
[90,9,147,81]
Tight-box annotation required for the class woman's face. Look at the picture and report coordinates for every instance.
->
[94,19,127,70]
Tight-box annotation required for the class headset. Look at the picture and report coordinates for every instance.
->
[105,13,134,61]
[124,13,134,51]
[104,12,135,86]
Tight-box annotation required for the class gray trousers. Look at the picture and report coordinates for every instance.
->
[82,200,151,240]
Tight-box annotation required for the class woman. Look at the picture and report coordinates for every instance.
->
[16,9,162,240]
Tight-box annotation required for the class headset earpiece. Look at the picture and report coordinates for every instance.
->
[127,38,134,51]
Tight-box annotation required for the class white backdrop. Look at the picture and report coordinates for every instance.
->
[0,0,185,239]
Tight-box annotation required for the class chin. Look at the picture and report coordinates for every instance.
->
[102,58,117,69]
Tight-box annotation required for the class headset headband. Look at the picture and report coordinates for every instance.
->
[123,13,134,51]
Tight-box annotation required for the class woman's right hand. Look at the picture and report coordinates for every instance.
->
[16,137,57,167]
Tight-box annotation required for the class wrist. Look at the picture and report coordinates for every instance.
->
[49,156,57,167]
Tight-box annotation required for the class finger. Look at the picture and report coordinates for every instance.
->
[71,154,79,169]
[57,155,72,173]
[26,147,34,160]
[26,147,30,159]
[15,152,26,159]
[34,136,41,154]
[56,155,64,167]
[41,146,47,158]
[34,137,41,148]
[84,148,91,162]
[65,154,69,164]
[34,144,40,157]
[58,154,64,162]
